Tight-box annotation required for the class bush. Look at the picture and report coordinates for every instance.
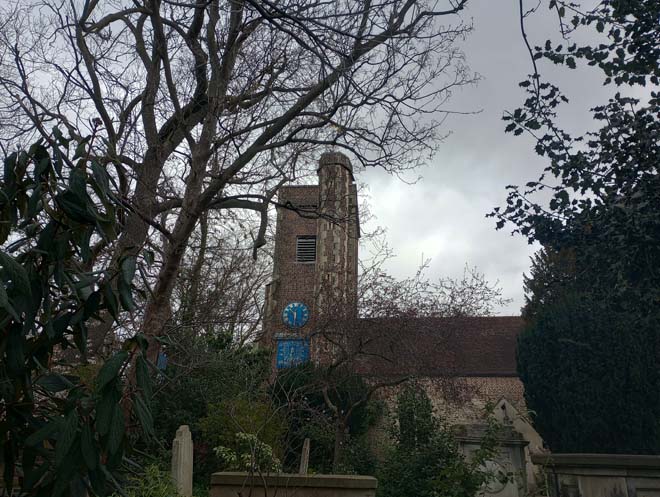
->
[199,397,285,459]
[114,465,175,497]
[145,343,273,482]
[377,384,502,497]
[214,433,282,472]
[518,290,660,453]
[271,363,382,474]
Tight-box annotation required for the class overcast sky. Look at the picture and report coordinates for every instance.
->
[357,0,614,315]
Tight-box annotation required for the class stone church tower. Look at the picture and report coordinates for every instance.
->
[262,152,359,367]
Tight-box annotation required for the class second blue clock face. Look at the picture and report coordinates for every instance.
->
[282,302,310,329]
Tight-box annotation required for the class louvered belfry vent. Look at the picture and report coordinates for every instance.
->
[296,236,317,263]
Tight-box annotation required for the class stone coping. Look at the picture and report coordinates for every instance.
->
[455,423,528,446]
[211,472,377,489]
[531,453,660,470]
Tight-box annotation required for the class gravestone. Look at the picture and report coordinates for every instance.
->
[457,423,528,497]
[299,438,311,475]
[172,425,193,497]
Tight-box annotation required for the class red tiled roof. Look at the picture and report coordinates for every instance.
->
[350,316,524,378]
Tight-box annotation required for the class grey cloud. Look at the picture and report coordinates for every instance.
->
[356,0,618,315]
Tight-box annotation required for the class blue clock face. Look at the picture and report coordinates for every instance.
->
[282,302,310,329]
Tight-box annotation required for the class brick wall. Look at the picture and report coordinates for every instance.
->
[263,185,319,343]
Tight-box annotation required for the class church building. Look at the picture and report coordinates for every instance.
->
[262,152,543,497]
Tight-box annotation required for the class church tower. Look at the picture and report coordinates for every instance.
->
[262,152,359,368]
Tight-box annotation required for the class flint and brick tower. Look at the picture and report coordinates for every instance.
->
[263,152,359,368]
[316,152,359,317]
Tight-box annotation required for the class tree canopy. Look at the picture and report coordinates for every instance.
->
[0,0,477,357]
[494,0,660,453]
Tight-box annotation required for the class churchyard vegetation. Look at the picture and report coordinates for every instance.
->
[378,384,504,497]
[0,0,597,493]
[517,250,660,453]
[0,0,492,494]
[0,136,154,496]
[493,0,660,453]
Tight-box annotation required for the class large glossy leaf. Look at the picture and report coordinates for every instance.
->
[135,355,152,400]
[96,387,121,437]
[2,441,15,495]
[72,321,88,355]
[120,256,136,284]
[83,290,102,320]
[52,127,70,148]
[72,137,90,160]
[36,373,73,393]
[0,250,31,297]
[107,405,125,455]
[90,161,110,200]
[101,281,119,319]
[118,277,136,311]
[55,190,97,224]
[22,462,50,491]
[0,283,19,320]
[133,394,154,438]
[6,324,25,375]
[80,423,98,470]
[25,417,64,447]
[55,410,79,467]
[95,351,128,390]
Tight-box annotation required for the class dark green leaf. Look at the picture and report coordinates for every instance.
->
[101,281,119,320]
[22,463,50,491]
[72,138,90,160]
[0,251,31,297]
[88,467,107,495]
[55,410,79,467]
[36,374,73,393]
[25,417,64,447]
[526,119,541,130]
[107,406,125,455]
[81,423,97,470]
[143,249,155,266]
[136,355,153,400]
[52,127,70,148]
[0,283,19,320]
[70,476,88,497]
[95,350,128,390]
[96,391,118,437]
[133,394,154,438]
[120,256,136,285]
[56,190,97,224]
[3,441,15,495]
[118,278,136,312]
[90,161,110,199]
[83,290,102,320]
[72,321,88,355]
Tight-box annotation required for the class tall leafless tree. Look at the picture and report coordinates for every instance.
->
[0,0,475,357]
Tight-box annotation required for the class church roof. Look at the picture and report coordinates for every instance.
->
[350,316,524,378]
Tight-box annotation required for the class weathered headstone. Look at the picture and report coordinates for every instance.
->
[299,438,311,475]
[172,425,193,497]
